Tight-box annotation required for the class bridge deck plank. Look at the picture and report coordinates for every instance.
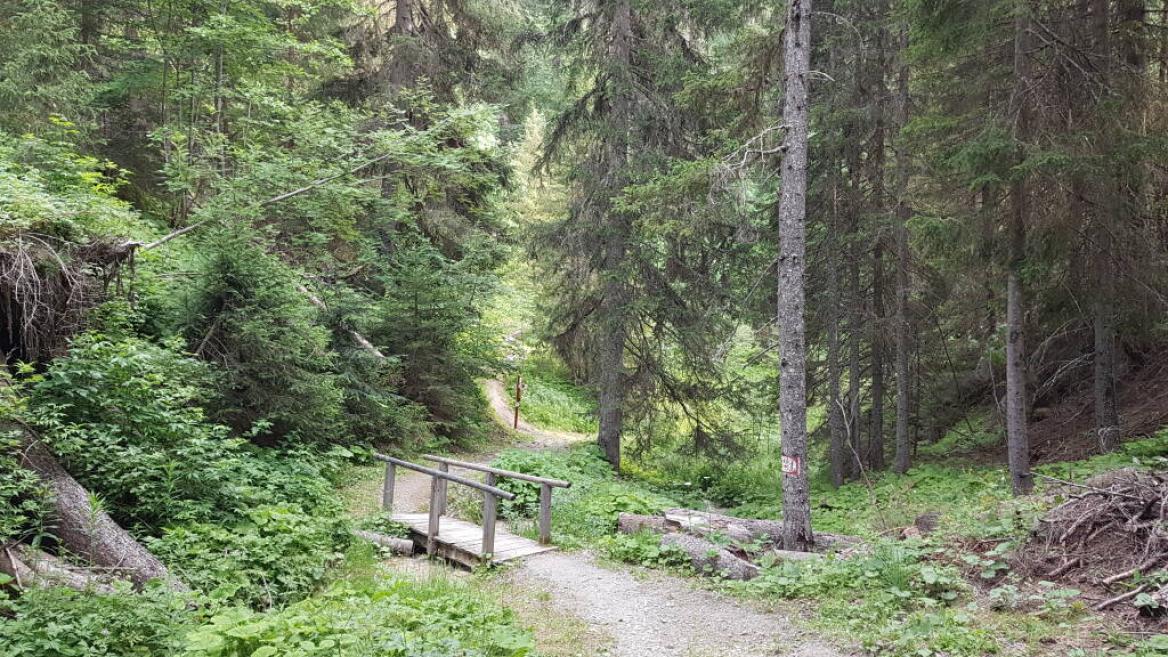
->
[392,513,556,567]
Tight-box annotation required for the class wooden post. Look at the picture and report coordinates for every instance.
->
[513,375,522,430]
[538,483,553,545]
[437,462,449,516]
[382,461,396,511]
[427,476,441,557]
[481,472,498,559]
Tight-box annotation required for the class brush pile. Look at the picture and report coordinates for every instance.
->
[1022,468,1168,612]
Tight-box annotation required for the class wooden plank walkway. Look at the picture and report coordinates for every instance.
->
[393,513,556,567]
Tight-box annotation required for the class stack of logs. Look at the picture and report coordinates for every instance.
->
[617,508,861,580]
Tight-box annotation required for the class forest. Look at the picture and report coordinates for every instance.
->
[1,0,1168,655]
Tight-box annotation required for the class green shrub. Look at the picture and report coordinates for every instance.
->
[0,380,46,542]
[28,333,247,528]
[178,236,344,445]
[0,584,199,657]
[182,580,534,657]
[597,531,690,570]
[149,504,350,609]
[740,541,992,657]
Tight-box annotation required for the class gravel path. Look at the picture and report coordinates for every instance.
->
[511,551,843,657]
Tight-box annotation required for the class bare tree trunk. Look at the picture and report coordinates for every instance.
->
[1088,0,1121,454]
[868,5,888,471]
[16,438,184,589]
[847,237,863,479]
[778,0,814,552]
[1006,11,1033,496]
[827,229,846,488]
[596,0,635,471]
[870,239,886,470]
[892,27,912,476]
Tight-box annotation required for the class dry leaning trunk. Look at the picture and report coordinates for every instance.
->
[15,438,184,590]
[660,533,759,581]
[0,543,116,593]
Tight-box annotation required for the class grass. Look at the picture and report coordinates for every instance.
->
[515,352,597,435]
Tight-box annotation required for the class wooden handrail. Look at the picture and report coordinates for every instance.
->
[421,455,572,489]
[422,454,567,545]
[373,454,516,500]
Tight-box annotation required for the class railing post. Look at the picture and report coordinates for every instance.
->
[481,472,498,559]
[538,483,553,545]
[382,461,396,511]
[437,462,449,516]
[427,476,441,557]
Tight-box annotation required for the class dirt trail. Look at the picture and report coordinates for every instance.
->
[382,378,845,657]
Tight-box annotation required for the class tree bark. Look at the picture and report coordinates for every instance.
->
[16,438,184,589]
[352,529,415,555]
[1006,10,1033,495]
[777,0,814,552]
[660,533,759,580]
[827,192,847,489]
[870,238,886,470]
[892,27,912,476]
[0,543,116,593]
[595,0,635,471]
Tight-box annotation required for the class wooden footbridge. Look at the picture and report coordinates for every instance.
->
[373,453,571,567]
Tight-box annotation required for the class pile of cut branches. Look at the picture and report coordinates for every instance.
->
[1022,469,1168,613]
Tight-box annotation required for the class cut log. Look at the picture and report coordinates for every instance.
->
[16,437,184,590]
[770,548,823,563]
[353,529,415,555]
[661,533,759,581]
[663,508,860,552]
[617,513,670,535]
[0,543,116,593]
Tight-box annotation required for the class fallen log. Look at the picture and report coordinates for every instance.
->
[663,508,860,552]
[661,533,759,581]
[0,543,116,593]
[16,437,184,590]
[353,529,415,555]
[617,513,670,535]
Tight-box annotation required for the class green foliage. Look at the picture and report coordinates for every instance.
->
[0,584,199,657]
[149,504,350,609]
[0,128,139,240]
[0,0,93,134]
[739,541,1003,657]
[182,580,534,657]
[597,531,690,570]
[491,445,675,547]
[0,431,46,544]
[29,332,243,528]
[177,236,344,444]
[367,236,500,444]
[516,352,597,434]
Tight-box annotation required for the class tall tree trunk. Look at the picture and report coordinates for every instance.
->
[778,0,814,552]
[870,238,886,470]
[827,206,846,488]
[867,2,888,471]
[1006,9,1033,496]
[847,210,863,478]
[892,28,912,475]
[596,0,635,470]
[1090,0,1122,453]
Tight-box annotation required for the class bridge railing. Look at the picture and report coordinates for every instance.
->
[422,455,572,545]
[374,454,516,557]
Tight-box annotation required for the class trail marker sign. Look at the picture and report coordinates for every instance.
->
[781,455,801,477]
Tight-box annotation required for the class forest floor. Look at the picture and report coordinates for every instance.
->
[342,378,846,657]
